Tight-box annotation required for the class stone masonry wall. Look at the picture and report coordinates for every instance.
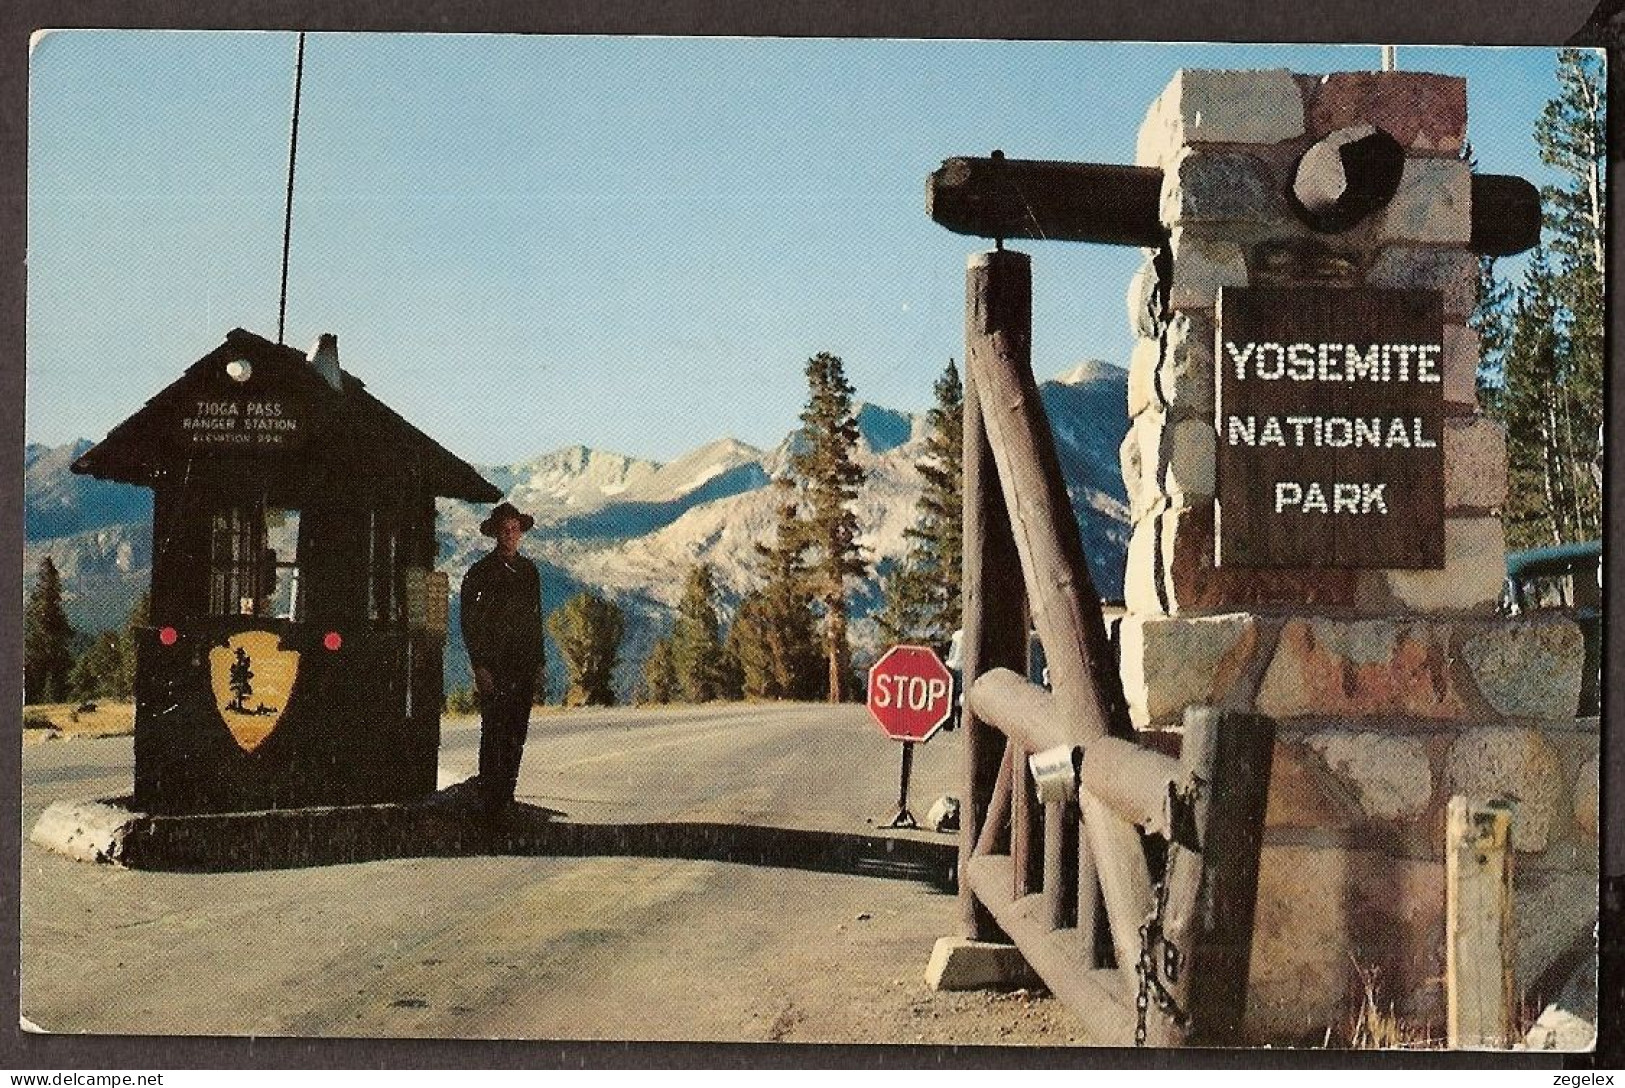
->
[1116,69,1599,1044]
[1124,69,1500,618]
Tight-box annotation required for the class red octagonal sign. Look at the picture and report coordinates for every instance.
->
[867,644,954,743]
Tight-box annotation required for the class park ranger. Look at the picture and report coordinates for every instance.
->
[460,501,546,816]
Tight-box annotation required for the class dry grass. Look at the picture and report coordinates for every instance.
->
[1336,959,1446,1050]
[1334,957,1551,1050]
[19,699,135,744]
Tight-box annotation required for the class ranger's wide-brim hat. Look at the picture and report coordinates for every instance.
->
[480,501,536,536]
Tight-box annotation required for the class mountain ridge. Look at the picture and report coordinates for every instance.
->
[26,362,1131,698]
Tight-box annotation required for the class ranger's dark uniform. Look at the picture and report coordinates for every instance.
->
[460,526,545,812]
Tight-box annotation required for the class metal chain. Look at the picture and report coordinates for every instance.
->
[1132,873,1164,1046]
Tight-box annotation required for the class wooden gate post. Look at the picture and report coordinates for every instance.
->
[966,246,1150,980]
[1148,706,1277,1046]
[961,249,1130,749]
[1446,796,1516,1049]
[959,252,1032,941]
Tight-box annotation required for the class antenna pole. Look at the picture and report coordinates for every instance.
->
[278,31,307,346]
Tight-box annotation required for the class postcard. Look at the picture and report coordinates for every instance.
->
[18,30,1608,1058]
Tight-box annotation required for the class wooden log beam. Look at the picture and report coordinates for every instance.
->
[1042,800,1072,932]
[1076,804,1101,967]
[964,668,1076,754]
[1470,174,1542,257]
[964,248,1133,746]
[1021,750,1044,898]
[1079,734,1183,838]
[1148,706,1277,1047]
[969,667,1183,836]
[958,314,1030,942]
[966,669,1175,972]
[1081,793,1156,998]
[966,854,1138,1044]
[930,156,1166,248]
[1011,739,1037,899]
[929,156,1541,257]
[1289,126,1406,233]
[967,245,1146,999]
[974,740,1016,860]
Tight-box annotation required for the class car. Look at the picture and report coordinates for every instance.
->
[1501,539,1602,718]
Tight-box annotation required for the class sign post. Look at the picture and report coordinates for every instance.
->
[866,645,955,830]
[888,742,918,830]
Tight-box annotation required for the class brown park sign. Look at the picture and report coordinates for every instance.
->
[1214,286,1444,569]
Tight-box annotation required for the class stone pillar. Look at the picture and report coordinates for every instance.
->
[1115,69,1598,1044]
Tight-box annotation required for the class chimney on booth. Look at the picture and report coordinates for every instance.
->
[307,333,342,391]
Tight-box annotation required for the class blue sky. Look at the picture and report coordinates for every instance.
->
[28,34,1577,465]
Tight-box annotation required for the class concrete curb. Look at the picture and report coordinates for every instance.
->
[29,793,959,885]
[29,799,143,865]
[30,793,507,871]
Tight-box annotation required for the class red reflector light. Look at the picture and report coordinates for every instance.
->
[158,627,178,646]
[323,631,343,651]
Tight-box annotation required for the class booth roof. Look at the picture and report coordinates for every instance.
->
[71,328,502,503]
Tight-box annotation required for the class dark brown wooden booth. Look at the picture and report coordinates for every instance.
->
[73,328,501,814]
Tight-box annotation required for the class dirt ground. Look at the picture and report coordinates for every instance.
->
[20,699,135,744]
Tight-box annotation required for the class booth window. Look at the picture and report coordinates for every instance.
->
[367,509,403,624]
[207,505,301,619]
[264,508,302,620]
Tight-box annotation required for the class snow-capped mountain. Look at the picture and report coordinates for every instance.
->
[25,440,153,543]
[25,361,1131,700]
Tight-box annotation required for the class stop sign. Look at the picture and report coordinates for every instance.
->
[866,644,954,743]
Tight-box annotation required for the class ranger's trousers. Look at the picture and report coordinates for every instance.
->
[478,671,534,810]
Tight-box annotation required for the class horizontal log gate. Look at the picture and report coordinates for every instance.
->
[957,246,1276,1046]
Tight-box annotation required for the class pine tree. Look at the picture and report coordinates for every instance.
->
[1495,252,1556,545]
[547,590,625,707]
[117,591,151,699]
[1481,51,1606,547]
[1533,48,1605,541]
[738,481,825,700]
[669,564,728,703]
[640,637,677,704]
[878,359,963,650]
[62,591,150,702]
[717,639,745,702]
[726,591,776,699]
[24,556,75,704]
[228,648,254,711]
[1536,49,1606,280]
[1463,141,1514,413]
[781,352,869,702]
[69,631,124,701]
[1494,251,1597,547]
[1470,253,1512,412]
[727,583,821,700]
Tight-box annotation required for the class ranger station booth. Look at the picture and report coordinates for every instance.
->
[73,328,501,814]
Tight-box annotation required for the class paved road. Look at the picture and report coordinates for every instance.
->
[20,704,1088,1044]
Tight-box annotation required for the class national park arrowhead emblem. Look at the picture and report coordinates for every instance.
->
[209,629,298,752]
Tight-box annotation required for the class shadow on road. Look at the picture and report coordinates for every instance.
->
[518,814,957,890]
[103,794,958,891]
